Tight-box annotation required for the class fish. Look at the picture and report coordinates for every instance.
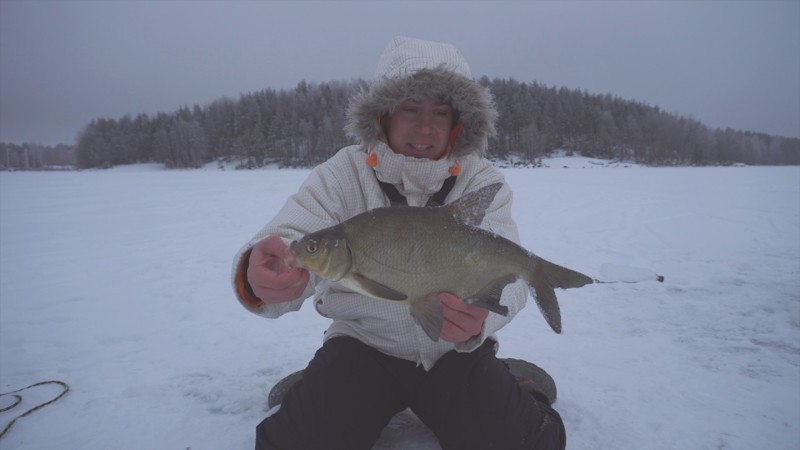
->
[289,182,594,341]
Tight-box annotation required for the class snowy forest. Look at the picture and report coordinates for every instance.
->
[2,77,799,170]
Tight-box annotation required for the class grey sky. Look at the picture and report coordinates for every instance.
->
[1,0,798,146]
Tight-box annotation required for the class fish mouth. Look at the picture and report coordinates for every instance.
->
[285,241,301,268]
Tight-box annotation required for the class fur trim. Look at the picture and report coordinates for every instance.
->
[345,66,497,158]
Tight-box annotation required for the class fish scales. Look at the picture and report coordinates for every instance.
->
[341,205,531,302]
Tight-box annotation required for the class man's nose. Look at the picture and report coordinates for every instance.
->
[415,112,435,133]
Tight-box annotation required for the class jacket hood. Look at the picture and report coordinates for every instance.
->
[345,36,497,158]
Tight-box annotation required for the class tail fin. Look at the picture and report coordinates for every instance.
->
[526,257,594,334]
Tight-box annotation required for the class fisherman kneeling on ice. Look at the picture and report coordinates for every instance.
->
[232,36,567,450]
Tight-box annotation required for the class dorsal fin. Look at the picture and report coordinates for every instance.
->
[442,183,503,226]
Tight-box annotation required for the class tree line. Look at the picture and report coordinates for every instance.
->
[484,77,798,165]
[2,77,798,170]
[0,142,75,170]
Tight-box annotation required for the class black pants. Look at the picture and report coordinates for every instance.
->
[256,337,566,450]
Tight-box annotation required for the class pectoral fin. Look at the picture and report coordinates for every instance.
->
[352,273,408,301]
[466,273,515,316]
[410,294,444,342]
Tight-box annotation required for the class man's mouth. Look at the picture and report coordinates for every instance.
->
[407,143,433,155]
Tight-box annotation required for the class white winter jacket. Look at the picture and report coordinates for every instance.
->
[231,142,529,369]
[231,36,529,369]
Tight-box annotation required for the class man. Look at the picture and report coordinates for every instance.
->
[232,36,566,450]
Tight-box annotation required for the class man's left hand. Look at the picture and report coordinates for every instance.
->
[439,292,489,343]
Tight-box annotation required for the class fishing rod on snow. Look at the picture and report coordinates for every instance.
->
[589,263,665,284]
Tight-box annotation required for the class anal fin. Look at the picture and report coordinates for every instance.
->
[410,294,444,342]
[465,273,516,316]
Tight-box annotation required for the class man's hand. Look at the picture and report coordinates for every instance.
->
[439,292,489,343]
[247,235,309,303]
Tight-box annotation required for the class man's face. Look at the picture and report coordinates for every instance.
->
[384,99,454,160]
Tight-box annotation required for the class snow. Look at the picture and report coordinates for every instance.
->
[1,157,798,449]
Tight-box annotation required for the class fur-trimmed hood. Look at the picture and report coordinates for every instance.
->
[345,36,497,158]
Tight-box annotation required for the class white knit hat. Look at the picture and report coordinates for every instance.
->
[373,36,473,81]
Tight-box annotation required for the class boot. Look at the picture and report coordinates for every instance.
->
[267,369,304,409]
[502,358,558,405]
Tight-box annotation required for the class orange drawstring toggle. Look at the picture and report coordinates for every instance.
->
[366,149,378,167]
[449,160,461,176]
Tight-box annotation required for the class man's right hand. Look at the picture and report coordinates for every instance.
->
[247,235,310,303]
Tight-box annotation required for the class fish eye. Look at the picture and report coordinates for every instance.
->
[305,241,319,254]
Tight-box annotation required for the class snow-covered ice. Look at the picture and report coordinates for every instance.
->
[1,158,798,449]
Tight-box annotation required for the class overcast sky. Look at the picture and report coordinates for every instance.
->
[1,0,798,146]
